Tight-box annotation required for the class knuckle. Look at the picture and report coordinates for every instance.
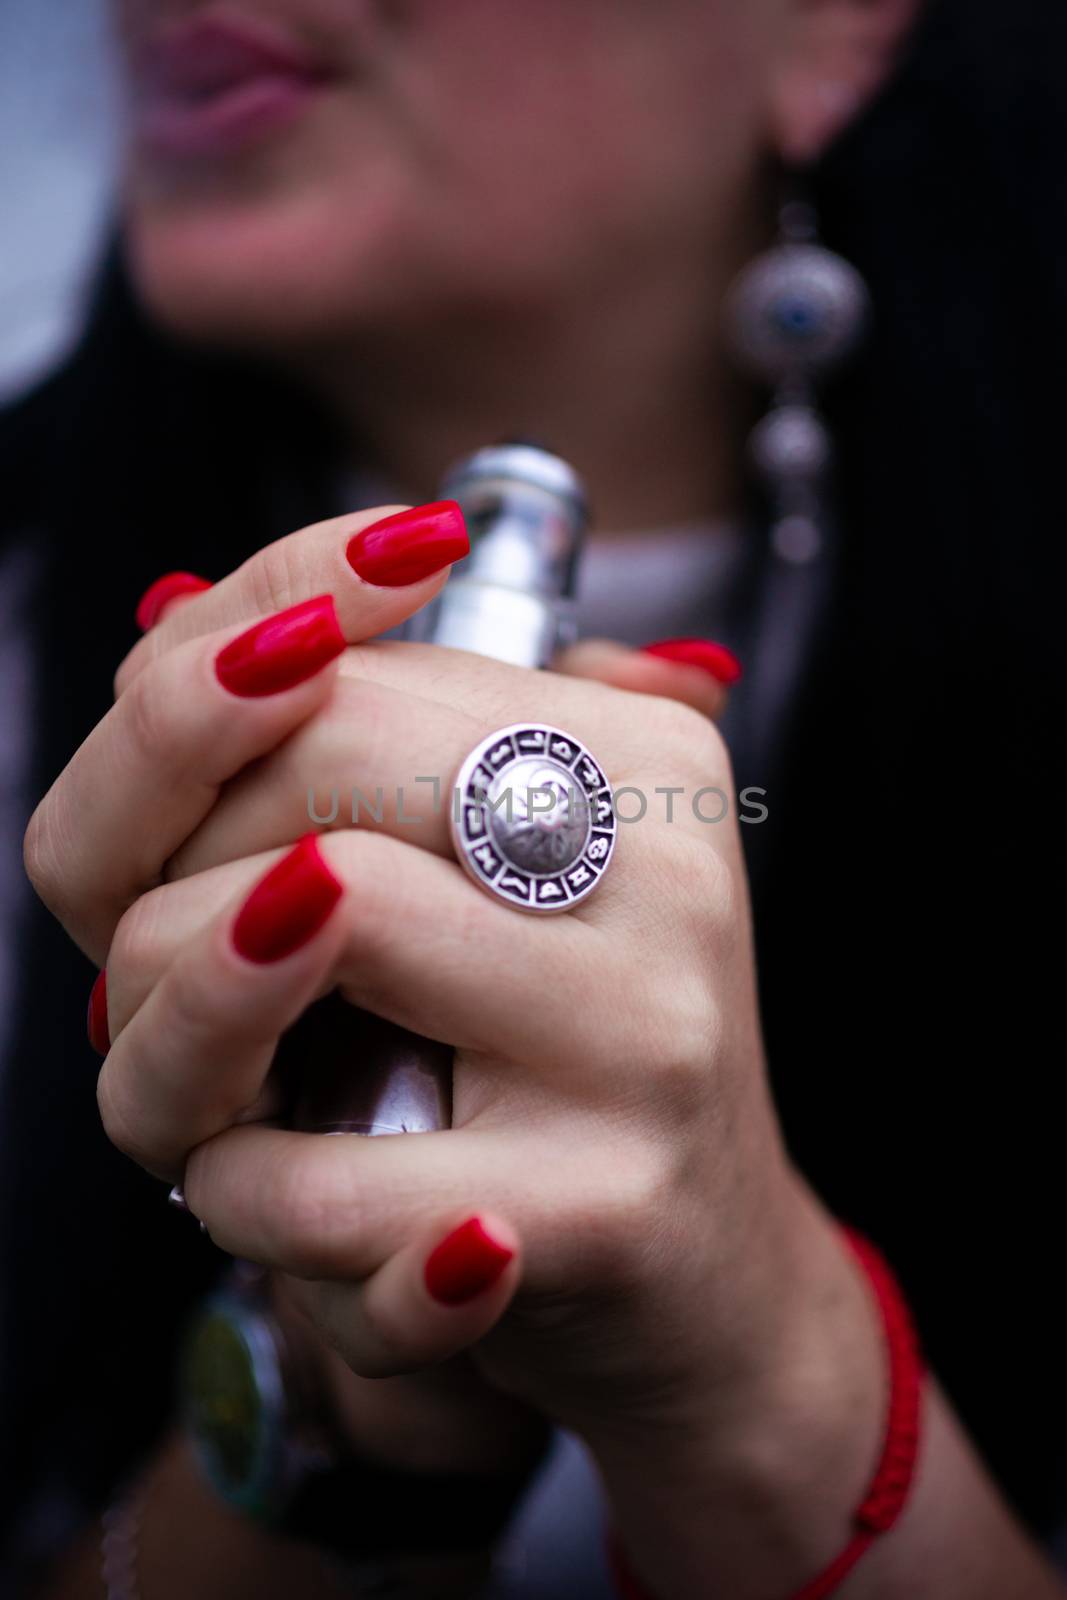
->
[23,798,65,913]
[160,966,272,1126]
[686,835,737,924]
[107,890,170,1015]
[96,1064,151,1169]
[658,696,715,753]
[113,636,154,699]
[247,535,309,620]
[592,1143,680,1285]
[650,997,722,1118]
[654,828,736,932]
[623,969,719,1116]
[596,1122,728,1299]
[695,854,742,967]
[122,660,181,770]
[108,892,151,978]
[657,699,729,781]
[665,846,741,992]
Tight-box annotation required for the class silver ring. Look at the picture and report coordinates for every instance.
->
[450,723,617,914]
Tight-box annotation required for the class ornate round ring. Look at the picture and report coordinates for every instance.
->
[450,724,617,914]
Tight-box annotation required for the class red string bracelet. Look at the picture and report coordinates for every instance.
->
[607,1229,924,1600]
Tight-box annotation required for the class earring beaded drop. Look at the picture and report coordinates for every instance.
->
[726,199,869,565]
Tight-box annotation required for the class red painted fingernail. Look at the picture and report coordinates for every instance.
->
[642,637,743,685]
[232,835,343,964]
[346,501,469,588]
[424,1216,515,1306]
[87,971,109,1055]
[136,572,212,631]
[215,596,344,698]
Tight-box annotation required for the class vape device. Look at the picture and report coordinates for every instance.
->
[288,444,589,1137]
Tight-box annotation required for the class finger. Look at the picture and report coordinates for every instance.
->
[25,599,347,963]
[134,571,213,631]
[170,636,736,890]
[110,827,603,1089]
[184,1116,612,1295]
[105,855,287,1031]
[311,830,627,1067]
[97,836,347,1179]
[293,1214,520,1378]
[168,636,675,883]
[169,675,487,879]
[169,637,722,884]
[117,502,468,694]
[292,640,724,787]
[101,818,590,1178]
[184,1122,524,1281]
[555,637,738,720]
[103,814,643,1187]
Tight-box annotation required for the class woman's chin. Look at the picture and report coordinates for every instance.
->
[120,119,455,346]
[120,147,608,353]
[122,192,405,350]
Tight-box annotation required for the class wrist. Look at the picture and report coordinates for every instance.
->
[582,1186,889,1599]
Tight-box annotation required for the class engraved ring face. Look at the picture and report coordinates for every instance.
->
[450,724,617,913]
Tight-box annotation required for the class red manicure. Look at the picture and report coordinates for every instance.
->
[87,971,109,1055]
[135,571,212,631]
[642,637,743,686]
[232,835,343,964]
[346,501,469,588]
[215,596,344,698]
[424,1216,515,1306]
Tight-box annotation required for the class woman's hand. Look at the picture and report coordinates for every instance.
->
[25,500,748,1467]
[34,616,787,1440]
[27,496,775,1419]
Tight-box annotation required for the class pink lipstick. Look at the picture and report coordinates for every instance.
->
[131,13,331,160]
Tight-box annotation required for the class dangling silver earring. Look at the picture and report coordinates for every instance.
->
[726,198,868,565]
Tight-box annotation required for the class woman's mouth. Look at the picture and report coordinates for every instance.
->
[131,13,334,160]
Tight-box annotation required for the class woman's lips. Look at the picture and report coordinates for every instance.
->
[132,14,333,159]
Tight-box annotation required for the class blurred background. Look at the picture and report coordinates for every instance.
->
[0,0,117,402]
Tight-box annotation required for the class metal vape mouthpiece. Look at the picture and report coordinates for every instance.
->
[424,442,589,669]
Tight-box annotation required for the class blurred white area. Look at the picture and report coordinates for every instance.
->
[0,0,119,402]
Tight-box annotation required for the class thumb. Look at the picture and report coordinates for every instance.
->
[298,1213,521,1380]
[554,635,742,721]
